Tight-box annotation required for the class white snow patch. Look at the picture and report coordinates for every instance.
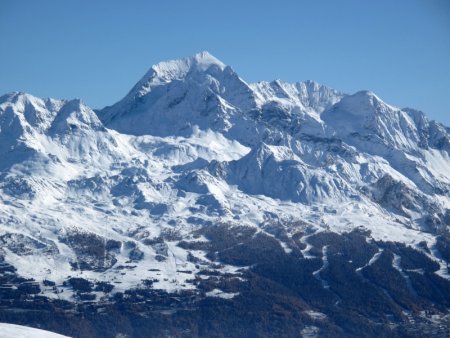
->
[0,323,70,338]
[205,288,239,299]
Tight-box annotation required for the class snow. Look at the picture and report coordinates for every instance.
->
[301,325,321,337]
[313,245,330,289]
[250,79,344,115]
[304,310,327,320]
[0,323,70,338]
[1,51,450,299]
[205,288,239,299]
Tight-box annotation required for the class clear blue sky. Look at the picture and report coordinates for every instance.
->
[1,0,449,125]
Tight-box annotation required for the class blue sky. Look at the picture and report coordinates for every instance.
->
[1,0,449,125]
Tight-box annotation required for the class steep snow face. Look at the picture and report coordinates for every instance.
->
[246,80,344,137]
[322,91,422,151]
[322,90,450,159]
[98,51,257,137]
[98,53,344,144]
[223,143,352,203]
[146,51,227,81]
[0,92,118,173]
[0,92,63,132]
[250,80,344,116]
[403,107,450,152]
[1,52,450,301]
[2,93,123,170]
[322,90,450,198]
[0,93,59,167]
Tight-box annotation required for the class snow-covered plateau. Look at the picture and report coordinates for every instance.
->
[1,52,449,337]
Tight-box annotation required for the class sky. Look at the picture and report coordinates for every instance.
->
[1,0,449,125]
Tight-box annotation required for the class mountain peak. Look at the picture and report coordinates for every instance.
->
[190,51,225,68]
[322,89,430,151]
[149,51,226,82]
[250,79,345,116]
[1,91,46,107]
[98,52,256,135]
[326,90,396,119]
[0,92,65,132]
[345,89,380,105]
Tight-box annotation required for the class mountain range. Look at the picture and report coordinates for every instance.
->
[1,52,449,337]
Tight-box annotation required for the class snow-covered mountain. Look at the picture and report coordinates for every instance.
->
[1,52,450,337]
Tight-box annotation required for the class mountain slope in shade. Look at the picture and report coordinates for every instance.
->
[1,52,450,337]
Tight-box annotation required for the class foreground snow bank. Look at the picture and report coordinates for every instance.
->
[0,323,70,338]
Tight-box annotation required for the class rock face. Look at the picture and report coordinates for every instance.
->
[1,52,450,337]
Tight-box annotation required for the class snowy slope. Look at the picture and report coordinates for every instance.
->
[98,51,257,139]
[0,323,70,338]
[0,52,449,303]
